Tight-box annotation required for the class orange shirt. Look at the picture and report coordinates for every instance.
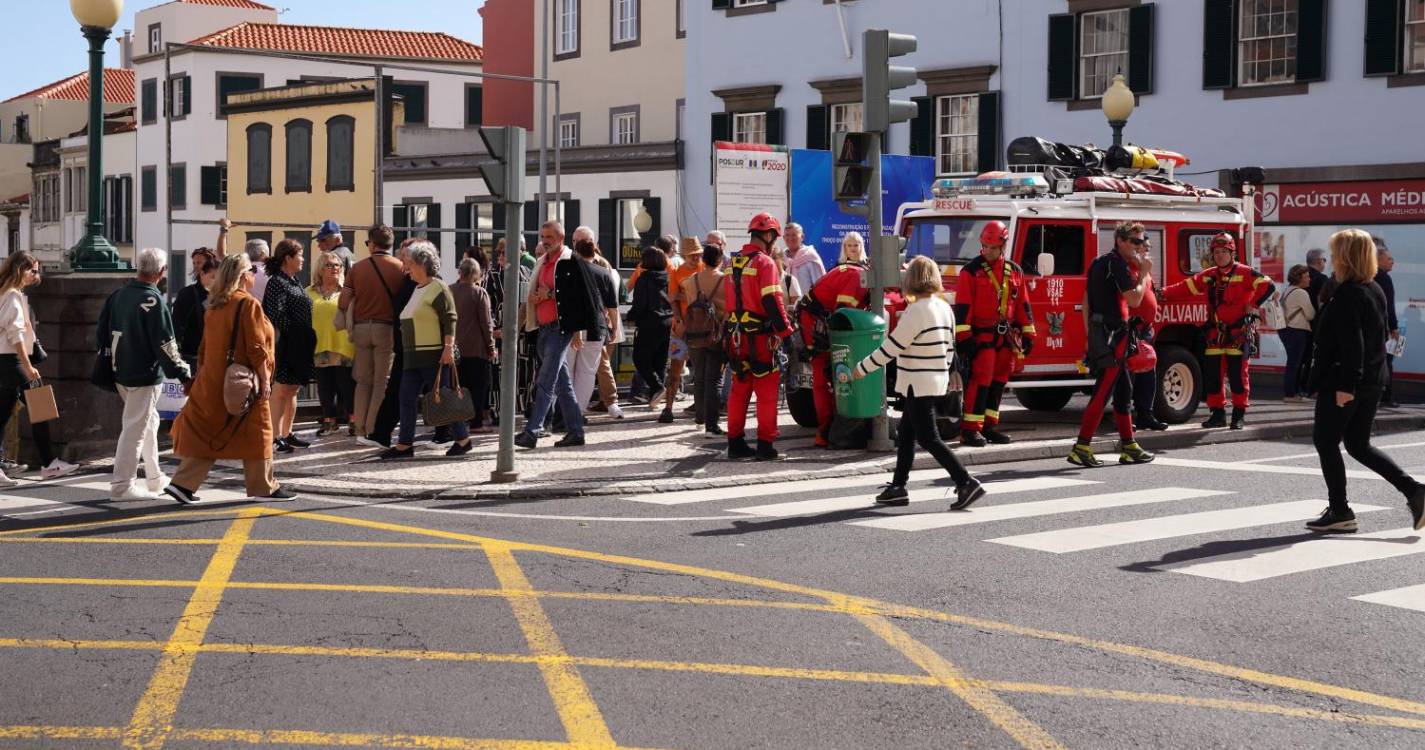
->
[669,259,704,316]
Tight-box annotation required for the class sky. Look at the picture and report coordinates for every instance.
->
[5,0,484,96]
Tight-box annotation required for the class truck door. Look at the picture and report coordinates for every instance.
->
[1016,220,1093,371]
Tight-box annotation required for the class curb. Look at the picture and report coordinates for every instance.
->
[277,412,1425,502]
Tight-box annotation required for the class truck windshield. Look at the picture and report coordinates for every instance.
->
[906,217,1007,266]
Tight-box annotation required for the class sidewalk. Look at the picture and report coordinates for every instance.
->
[264,396,1425,500]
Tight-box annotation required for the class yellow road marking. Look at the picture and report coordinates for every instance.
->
[0,724,120,740]
[851,609,1065,749]
[485,545,616,749]
[0,537,482,551]
[0,509,242,537]
[121,509,260,750]
[167,727,596,749]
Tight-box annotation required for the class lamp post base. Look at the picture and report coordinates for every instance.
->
[69,231,131,272]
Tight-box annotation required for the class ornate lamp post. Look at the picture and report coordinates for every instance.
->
[1100,73,1136,149]
[68,0,130,271]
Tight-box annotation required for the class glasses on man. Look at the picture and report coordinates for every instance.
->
[1129,237,1151,246]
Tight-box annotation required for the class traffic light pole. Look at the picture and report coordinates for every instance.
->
[865,131,893,452]
[491,202,524,483]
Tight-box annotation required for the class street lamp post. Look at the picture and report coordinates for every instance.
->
[1101,73,1136,149]
[68,0,130,272]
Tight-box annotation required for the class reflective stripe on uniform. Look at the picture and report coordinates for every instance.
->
[954,324,971,333]
[760,285,781,296]
[1186,278,1200,295]
[836,294,859,306]
[962,413,985,423]
[984,409,999,420]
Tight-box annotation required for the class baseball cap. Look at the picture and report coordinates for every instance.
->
[315,220,341,240]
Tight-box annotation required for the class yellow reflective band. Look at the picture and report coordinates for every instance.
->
[1020,326,1036,334]
[1253,277,1268,286]
[985,409,999,419]
[986,263,1011,317]
[1186,278,1200,295]
[962,413,985,423]
[955,324,971,333]
[1228,275,1244,282]
[836,294,859,306]
[760,284,781,296]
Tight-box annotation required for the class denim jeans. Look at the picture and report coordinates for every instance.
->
[1279,328,1310,397]
[399,366,470,447]
[524,323,584,439]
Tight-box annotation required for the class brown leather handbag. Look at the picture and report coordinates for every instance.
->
[421,361,475,427]
[222,299,259,417]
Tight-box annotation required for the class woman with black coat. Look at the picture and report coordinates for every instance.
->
[1306,229,1424,533]
[629,247,673,401]
[172,248,218,374]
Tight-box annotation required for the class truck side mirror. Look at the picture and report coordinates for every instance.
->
[1036,252,1055,277]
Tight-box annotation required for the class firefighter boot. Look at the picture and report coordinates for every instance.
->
[1119,442,1156,464]
[1201,408,1228,428]
[980,426,1013,445]
[960,430,988,448]
[755,440,784,461]
[1067,441,1104,468]
[727,437,757,461]
[1230,407,1246,431]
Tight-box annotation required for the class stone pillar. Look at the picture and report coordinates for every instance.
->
[27,272,129,463]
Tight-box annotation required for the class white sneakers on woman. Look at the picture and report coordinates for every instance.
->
[40,459,78,481]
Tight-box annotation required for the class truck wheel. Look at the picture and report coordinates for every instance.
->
[1014,387,1075,412]
[787,387,819,429]
[1154,345,1202,424]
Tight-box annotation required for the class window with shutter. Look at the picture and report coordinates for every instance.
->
[216,73,263,118]
[1410,0,1425,72]
[1079,9,1130,98]
[976,92,1000,173]
[1128,4,1156,94]
[247,124,271,194]
[1365,0,1406,76]
[169,164,186,210]
[285,119,312,193]
[392,82,428,125]
[935,95,979,175]
[805,105,828,151]
[732,112,766,144]
[141,167,156,212]
[1202,0,1237,89]
[326,116,355,192]
[1048,13,1077,100]
[200,165,222,206]
[141,79,157,124]
[1237,0,1300,86]
[465,85,483,128]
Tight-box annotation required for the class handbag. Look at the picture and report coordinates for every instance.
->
[421,362,476,427]
[23,380,58,423]
[91,348,118,393]
[29,341,47,365]
[222,299,260,417]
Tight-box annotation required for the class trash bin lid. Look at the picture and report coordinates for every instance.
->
[828,308,886,331]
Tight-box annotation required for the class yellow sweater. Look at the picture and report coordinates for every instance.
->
[307,286,355,361]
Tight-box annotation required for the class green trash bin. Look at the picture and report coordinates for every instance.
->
[829,308,888,419]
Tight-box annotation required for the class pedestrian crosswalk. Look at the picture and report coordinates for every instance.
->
[617,467,1424,615]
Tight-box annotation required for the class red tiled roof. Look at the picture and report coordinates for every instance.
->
[176,0,277,9]
[2,69,136,105]
[190,22,483,61]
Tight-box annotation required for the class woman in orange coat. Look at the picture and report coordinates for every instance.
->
[167,254,295,504]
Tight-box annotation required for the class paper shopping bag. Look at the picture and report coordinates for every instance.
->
[24,383,58,423]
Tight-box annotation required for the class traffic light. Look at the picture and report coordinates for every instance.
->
[478,126,527,204]
[863,29,919,133]
[832,130,874,217]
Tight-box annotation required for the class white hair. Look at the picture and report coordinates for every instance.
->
[839,232,865,264]
[407,240,440,276]
[244,238,269,262]
[458,256,482,282]
[136,247,167,276]
[572,225,595,243]
[786,222,804,235]
[706,230,727,244]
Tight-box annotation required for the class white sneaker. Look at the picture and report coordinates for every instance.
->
[147,475,171,495]
[0,469,17,488]
[40,459,78,481]
[355,436,382,448]
[111,484,158,501]
[608,403,625,420]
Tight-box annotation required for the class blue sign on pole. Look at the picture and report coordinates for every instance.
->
[789,149,936,269]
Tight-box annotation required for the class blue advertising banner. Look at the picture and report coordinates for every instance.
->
[789,149,936,269]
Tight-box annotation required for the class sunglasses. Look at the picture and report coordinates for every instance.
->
[1129,237,1151,246]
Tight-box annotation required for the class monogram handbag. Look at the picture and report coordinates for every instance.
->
[421,362,475,427]
[222,299,259,417]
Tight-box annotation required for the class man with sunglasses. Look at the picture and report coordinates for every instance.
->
[1068,222,1157,468]
[1162,232,1276,430]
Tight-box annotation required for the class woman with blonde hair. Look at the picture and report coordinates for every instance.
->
[1306,229,1423,532]
[853,256,983,509]
[308,250,355,437]
[839,232,867,266]
[0,252,77,483]
[167,253,294,503]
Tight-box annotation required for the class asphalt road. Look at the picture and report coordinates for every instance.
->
[3,429,1424,749]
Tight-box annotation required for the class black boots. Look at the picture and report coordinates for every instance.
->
[980,426,1013,445]
[727,437,757,460]
[755,440,783,461]
[1135,411,1170,431]
[1201,408,1227,428]
[1229,407,1246,430]
[960,430,988,447]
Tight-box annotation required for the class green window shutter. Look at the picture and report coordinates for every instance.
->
[564,200,581,232]
[1202,0,1236,89]
[141,168,156,212]
[183,75,192,115]
[1295,0,1328,83]
[805,105,828,150]
[1364,0,1404,76]
[909,96,934,157]
[598,199,616,263]
[711,112,731,143]
[1128,4,1156,95]
[466,85,484,127]
[393,205,410,246]
[712,0,731,9]
[427,203,442,254]
[455,202,472,257]
[141,79,157,123]
[764,108,784,145]
[976,92,1000,173]
[1047,13,1077,100]
[200,165,222,206]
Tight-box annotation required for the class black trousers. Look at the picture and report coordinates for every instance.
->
[457,356,491,428]
[893,388,970,487]
[0,355,54,467]
[1133,370,1156,414]
[314,365,355,422]
[688,346,725,428]
[633,321,670,394]
[1313,390,1417,512]
[371,345,404,442]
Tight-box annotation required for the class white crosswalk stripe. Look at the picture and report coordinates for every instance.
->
[1167,527,1425,582]
[1352,584,1425,613]
[988,500,1388,553]
[730,476,1099,518]
[850,486,1227,532]
[620,467,950,506]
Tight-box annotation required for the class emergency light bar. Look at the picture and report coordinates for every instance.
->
[932,173,1049,198]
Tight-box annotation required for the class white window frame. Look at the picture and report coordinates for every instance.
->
[733,112,766,144]
[829,102,863,134]
[558,117,580,149]
[1237,0,1299,87]
[1407,0,1425,73]
[935,94,979,176]
[149,25,161,54]
[555,0,579,56]
[613,0,639,45]
[1078,8,1130,99]
[613,111,638,145]
[733,0,768,7]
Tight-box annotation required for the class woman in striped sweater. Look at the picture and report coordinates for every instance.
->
[854,257,985,509]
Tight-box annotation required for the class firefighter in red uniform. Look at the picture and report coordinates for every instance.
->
[1162,232,1276,430]
[954,221,1036,446]
[725,213,794,461]
[798,250,870,447]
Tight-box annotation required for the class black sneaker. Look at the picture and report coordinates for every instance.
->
[950,477,986,511]
[1135,412,1170,431]
[554,433,585,448]
[1067,442,1104,468]
[1407,483,1425,531]
[960,431,987,448]
[164,483,200,505]
[379,445,415,460]
[727,437,757,461]
[755,440,784,461]
[980,427,1013,445]
[875,484,909,506]
[285,433,312,448]
[514,432,538,449]
[1201,409,1227,428]
[274,438,294,454]
[658,408,675,424]
[1229,408,1246,431]
[446,440,474,457]
[255,488,297,502]
[705,423,725,436]
[683,404,698,414]
[1305,507,1358,533]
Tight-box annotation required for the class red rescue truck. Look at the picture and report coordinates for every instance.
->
[894,156,1268,425]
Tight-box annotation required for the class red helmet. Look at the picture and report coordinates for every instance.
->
[980,221,1009,247]
[748,212,783,238]
[1127,341,1158,374]
[1210,232,1237,251]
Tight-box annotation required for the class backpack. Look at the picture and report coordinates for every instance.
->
[684,275,724,349]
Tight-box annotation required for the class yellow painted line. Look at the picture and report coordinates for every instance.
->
[0,576,200,589]
[852,609,1064,750]
[485,545,616,749]
[0,637,162,651]
[0,509,242,537]
[0,537,221,546]
[0,537,482,551]
[122,509,260,750]
[167,727,586,749]
[0,725,120,740]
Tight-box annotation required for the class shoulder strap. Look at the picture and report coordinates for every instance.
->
[368,256,398,311]
[225,298,246,366]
